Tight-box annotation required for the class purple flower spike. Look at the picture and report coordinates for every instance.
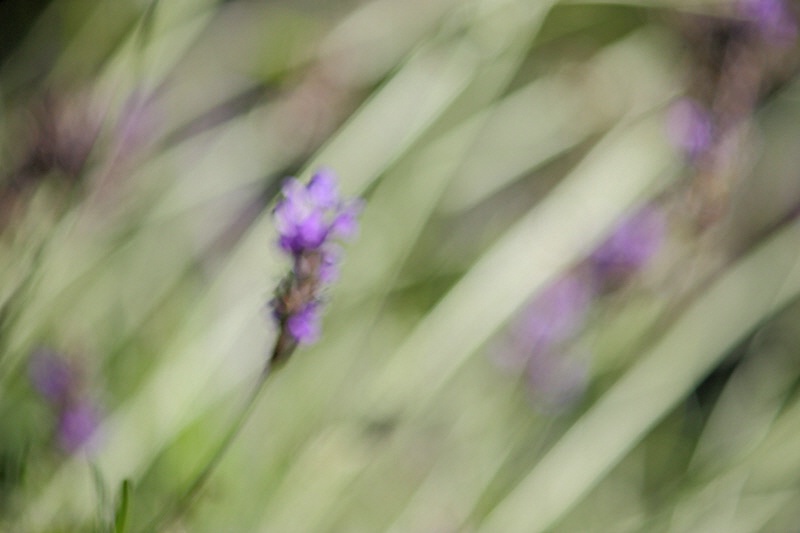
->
[29,348,74,404]
[491,275,593,373]
[270,168,363,362]
[489,277,592,411]
[331,199,364,240]
[590,206,665,285]
[273,169,361,256]
[57,401,99,453]
[28,347,103,455]
[297,210,329,250]
[739,0,797,44]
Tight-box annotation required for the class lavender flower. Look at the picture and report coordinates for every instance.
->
[590,206,665,286]
[490,275,593,410]
[287,303,322,344]
[57,400,100,454]
[274,169,362,255]
[270,169,362,362]
[739,0,797,44]
[29,348,74,404]
[514,276,594,350]
[490,275,593,372]
[28,348,101,454]
[666,99,714,161]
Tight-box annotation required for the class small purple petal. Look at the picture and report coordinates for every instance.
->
[275,180,314,226]
[279,233,299,254]
[287,303,322,344]
[307,168,340,208]
[513,276,593,350]
[58,401,99,453]
[281,178,306,204]
[297,211,329,249]
[273,170,363,255]
[591,207,665,276]
[331,199,363,240]
[319,245,342,283]
[739,0,797,44]
[29,349,74,404]
[667,99,714,160]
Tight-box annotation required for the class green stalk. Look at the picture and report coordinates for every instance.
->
[140,362,278,533]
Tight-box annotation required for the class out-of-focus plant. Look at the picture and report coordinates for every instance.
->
[28,348,101,454]
[1,0,800,532]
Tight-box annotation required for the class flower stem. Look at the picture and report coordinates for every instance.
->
[141,362,277,532]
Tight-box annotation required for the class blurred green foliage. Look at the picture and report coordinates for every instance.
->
[1,0,800,531]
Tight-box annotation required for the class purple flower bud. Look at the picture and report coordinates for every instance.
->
[490,276,592,411]
[273,169,361,255]
[29,348,74,404]
[28,348,104,454]
[667,99,714,160]
[330,199,364,240]
[296,210,329,250]
[514,276,594,349]
[739,0,797,44]
[307,168,340,208]
[287,303,322,344]
[590,206,665,281]
[57,401,100,454]
[274,186,314,254]
[491,275,593,372]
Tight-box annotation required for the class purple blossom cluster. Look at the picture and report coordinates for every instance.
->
[28,348,100,454]
[739,0,797,44]
[270,169,362,361]
[514,276,593,354]
[667,1,796,172]
[490,275,592,410]
[491,205,666,409]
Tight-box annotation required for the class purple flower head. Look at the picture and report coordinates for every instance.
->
[330,199,364,240]
[29,348,75,404]
[590,206,665,283]
[666,99,714,160]
[319,244,343,284]
[270,168,363,361]
[273,168,360,255]
[287,303,322,345]
[491,275,593,372]
[739,0,797,44]
[28,347,103,454]
[489,277,592,411]
[57,400,100,454]
[307,168,340,208]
